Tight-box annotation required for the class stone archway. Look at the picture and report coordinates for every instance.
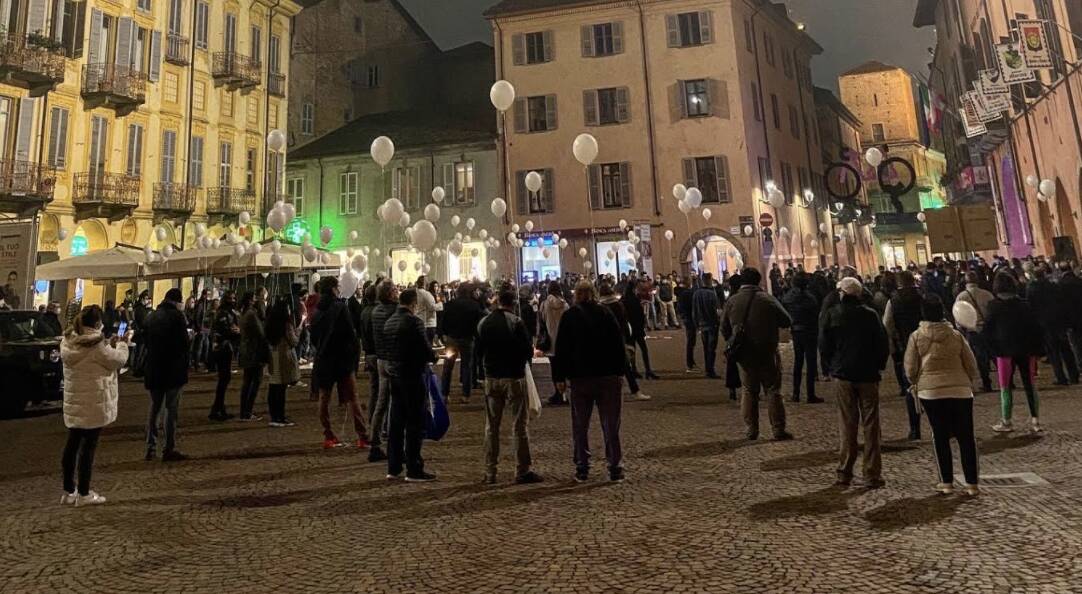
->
[678,227,749,278]
[1056,176,1081,254]
[38,214,59,252]
[678,227,749,264]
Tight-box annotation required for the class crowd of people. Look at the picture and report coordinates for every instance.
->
[55,252,1079,505]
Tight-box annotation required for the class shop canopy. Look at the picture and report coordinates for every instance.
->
[147,242,340,279]
[35,245,155,281]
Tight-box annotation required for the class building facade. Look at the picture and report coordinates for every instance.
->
[0,0,302,308]
[914,0,1082,260]
[838,61,947,268]
[486,0,833,280]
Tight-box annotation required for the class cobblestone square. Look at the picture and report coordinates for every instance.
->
[3,333,1082,593]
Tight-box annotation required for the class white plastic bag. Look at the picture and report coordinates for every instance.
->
[525,364,541,419]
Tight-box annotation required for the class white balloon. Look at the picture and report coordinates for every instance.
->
[422,264,431,275]
[558,238,568,249]
[194,223,207,237]
[432,186,446,204]
[743,225,754,236]
[511,223,520,233]
[432,248,442,258]
[397,260,408,272]
[917,212,927,222]
[57,228,68,241]
[1025,174,1039,188]
[664,229,674,241]
[578,247,588,258]
[525,171,543,193]
[143,245,154,259]
[702,208,712,221]
[491,198,508,218]
[411,220,438,252]
[1039,179,1056,197]
[349,230,359,242]
[685,187,703,209]
[779,226,790,237]
[819,223,828,234]
[552,233,560,243]
[199,236,211,249]
[767,188,785,208]
[618,219,628,230]
[384,255,393,268]
[376,203,387,222]
[267,129,287,152]
[303,245,318,262]
[524,220,534,232]
[865,147,884,168]
[448,239,464,257]
[404,227,414,241]
[337,270,360,299]
[362,246,370,255]
[572,133,599,167]
[490,80,516,112]
[540,247,551,259]
[233,244,246,258]
[424,203,441,223]
[319,226,333,245]
[471,248,480,257]
[399,212,411,228]
[583,261,593,270]
[677,199,692,214]
[225,232,238,245]
[155,226,167,241]
[383,198,404,223]
[413,261,422,272]
[488,259,499,271]
[371,136,395,168]
[211,238,221,249]
[451,215,461,227]
[809,239,819,249]
[466,217,476,231]
[162,244,174,258]
[515,239,525,248]
[463,235,471,243]
[494,240,501,248]
[267,208,286,232]
[373,248,381,257]
[238,211,251,226]
[455,232,463,241]
[606,250,616,260]
[271,239,282,254]
[696,239,706,250]
[479,229,488,240]
[270,253,283,268]
[275,200,285,210]
[673,184,687,201]
[950,300,978,331]
[282,202,297,223]
[250,242,263,255]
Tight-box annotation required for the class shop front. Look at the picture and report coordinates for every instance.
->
[520,232,561,284]
[447,241,487,282]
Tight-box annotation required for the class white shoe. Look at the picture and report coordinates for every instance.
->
[627,392,652,402]
[935,482,954,495]
[75,491,106,506]
[60,492,77,505]
[991,421,1013,433]
[1030,418,1043,433]
[963,484,980,496]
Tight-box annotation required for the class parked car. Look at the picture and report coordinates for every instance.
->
[0,311,63,417]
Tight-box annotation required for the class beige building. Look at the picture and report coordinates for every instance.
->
[915,0,1082,260]
[486,0,831,280]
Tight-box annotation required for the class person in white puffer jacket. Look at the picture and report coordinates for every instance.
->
[60,305,129,507]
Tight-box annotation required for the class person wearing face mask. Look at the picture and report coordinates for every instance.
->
[142,289,191,462]
[59,305,130,506]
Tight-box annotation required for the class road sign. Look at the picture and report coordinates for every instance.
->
[759,213,774,228]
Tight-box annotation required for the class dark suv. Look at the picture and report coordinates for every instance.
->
[0,311,64,417]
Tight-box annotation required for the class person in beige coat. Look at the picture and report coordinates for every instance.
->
[60,305,130,506]
[904,295,980,496]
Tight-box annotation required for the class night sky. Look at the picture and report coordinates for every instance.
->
[398,0,936,90]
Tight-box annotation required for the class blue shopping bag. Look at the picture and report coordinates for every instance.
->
[423,368,450,441]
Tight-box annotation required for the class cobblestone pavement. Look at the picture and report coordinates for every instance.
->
[3,331,1082,593]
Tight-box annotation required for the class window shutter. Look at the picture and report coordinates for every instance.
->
[116,18,133,67]
[710,79,729,119]
[665,14,679,47]
[14,98,35,162]
[515,171,527,215]
[698,11,714,44]
[682,158,696,188]
[27,0,47,34]
[51,0,65,42]
[543,169,555,213]
[581,25,594,57]
[588,165,601,210]
[88,9,103,64]
[677,80,688,118]
[513,98,527,133]
[542,30,554,61]
[149,30,162,81]
[612,21,624,54]
[619,162,632,208]
[391,167,401,200]
[583,90,598,126]
[544,95,557,130]
[511,33,525,65]
[56,109,68,168]
[442,162,454,206]
[616,87,630,122]
[715,156,731,203]
[47,108,61,167]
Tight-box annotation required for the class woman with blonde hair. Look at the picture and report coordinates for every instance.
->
[60,305,130,506]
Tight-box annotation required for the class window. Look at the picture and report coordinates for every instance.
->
[682,156,732,204]
[301,103,314,135]
[195,2,209,49]
[219,142,232,187]
[763,32,774,66]
[525,32,547,64]
[193,81,205,112]
[582,22,623,57]
[246,148,256,191]
[288,178,305,216]
[782,48,793,78]
[60,1,88,58]
[757,157,772,190]
[584,87,630,125]
[366,65,380,88]
[589,162,632,209]
[269,35,281,73]
[515,169,554,214]
[513,31,553,65]
[751,82,762,121]
[137,0,151,12]
[873,93,878,106]
[189,136,204,187]
[338,171,358,215]
[514,95,557,133]
[744,19,753,52]
[168,0,183,35]
[353,16,363,34]
[224,13,237,53]
[159,129,176,183]
[442,161,475,205]
[683,79,709,117]
[789,105,800,138]
[126,124,144,177]
[780,162,794,205]
[393,166,422,211]
[222,90,234,117]
[770,93,780,129]
[88,116,108,175]
[163,71,179,103]
[797,166,809,203]
[246,96,258,127]
[668,11,712,47]
[250,26,261,66]
[47,107,68,169]
[872,123,885,142]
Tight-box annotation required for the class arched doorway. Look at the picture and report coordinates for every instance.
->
[70,220,110,306]
[1055,177,1080,257]
[679,228,747,279]
[1037,197,1057,257]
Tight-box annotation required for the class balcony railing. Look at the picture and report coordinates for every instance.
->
[72,171,141,215]
[165,33,190,65]
[268,72,285,97]
[81,64,147,111]
[0,159,56,216]
[212,52,260,89]
[0,34,67,96]
[153,182,198,213]
[207,187,256,216]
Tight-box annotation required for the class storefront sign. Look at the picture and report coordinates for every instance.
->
[979,69,1010,95]
[995,41,1036,84]
[636,224,653,276]
[0,222,34,309]
[959,94,988,138]
[1017,20,1053,69]
[975,80,1011,113]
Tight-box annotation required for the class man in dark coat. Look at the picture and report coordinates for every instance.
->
[781,272,823,403]
[440,285,485,403]
[692,273,722,379]
[675,276,699,372]
[142,288,191,462]
[383,288,438,482]
[1058,263,1082,372]
[882,270,924,439]
[365,281,399,462]
[309,276,368,450]
[1027,268,1078,385]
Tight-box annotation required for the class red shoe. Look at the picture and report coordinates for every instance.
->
[322,438,341,449]
[356,438,370,450]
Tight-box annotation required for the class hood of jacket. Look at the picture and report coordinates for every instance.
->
[916,320,955,339]
[543,294,566,312]
[61,329,106,365]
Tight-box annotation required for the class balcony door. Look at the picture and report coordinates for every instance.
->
[224,13,237,55]
[88,115,108,198]
[0,97,12,163]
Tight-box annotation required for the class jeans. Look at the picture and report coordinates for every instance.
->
[190,332,209,368]
[370,360,393,447]
[682,318,697,369]
[737,352,787,438]
[965,331,993,390]
[1044,328,1079,384]
[700,326,719,376]
[240,365,264,418]
[660,300,679,328]
[388,372,427,477]
[267,384,288,422]
[441,337,474,400]
[483,378,532,477]
[569,375,623,473]
[996,356,1039,421]
[791,331,817,400]
[62,427,102,496]
[211,348,233,416]
[921,398,979,486]
[318,373,368,442]
[643,300,657,330]
[835,380,882,482]
[630,334,654,375]
[146,387,182,454]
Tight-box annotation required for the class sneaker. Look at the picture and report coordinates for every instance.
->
[1030,418,1043,434]
[386,472,403,481]
[75,491,107,506]
[935,482,955,495]
[239,415,263,422]
[482,473,497,485]
[963,484,980,496]
[355,438,370,450]
[405,471,437,483]
[992,421,1013,433]
[60,492,77,505]
[268,421,285,428]
[626,392,652,402]
[609,468,626,483]
[773,431,795,441]
[279,419,297,427]
[162,450,189,462]
[322,438,342,449]
[574,469,589,483]
[685,368,697,374]
[515,471,544,485]
[368,447,388,463]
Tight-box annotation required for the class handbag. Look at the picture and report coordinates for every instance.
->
[525,364,542,419]
[423,367,451,441]
[724,291,756,360]
[535,313,552,352]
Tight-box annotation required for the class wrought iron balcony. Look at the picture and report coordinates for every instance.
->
[72,171,141,222]
[165,33,190,66]
[81,64,147,115]
[0,33,67,97]
[268,72,286,97]
[207,187,256,218]
[0,159,56,216]
[212,52,260,90]
[153,182,198,223]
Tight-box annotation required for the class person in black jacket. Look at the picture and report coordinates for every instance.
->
[599,283,650,402]
[440,285,486,403]
[1026,267,1078,385]
[209,291,240,421]
[984,272,1044,434]
[383,288,438,482]
[365,281,398,462]
[675,276,698,372]
[309,276,369,450]
[622,280,658,380]
[142,289,191,462]
[692,274,722,379]
[553,281,628,483]
[475,289,542,485]
[820,278,889,489]
[882,270,924,440]
[781,273,822,404]
[1059,263,1082,372]
[357,284,379,423]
